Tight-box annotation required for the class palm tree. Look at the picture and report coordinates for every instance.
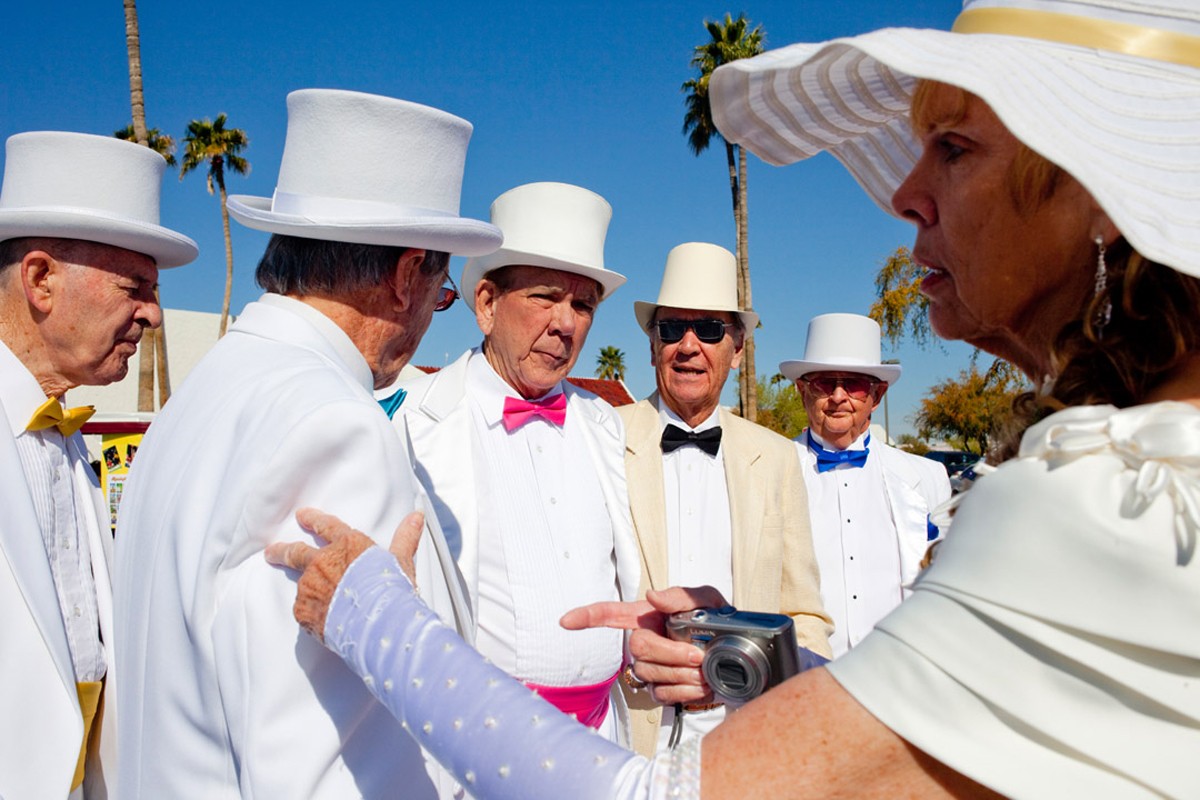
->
[181,115,249,337]
[682,14,765,421]
[595,346,627,382]
[115,125,177,166]
[123,0,169,410]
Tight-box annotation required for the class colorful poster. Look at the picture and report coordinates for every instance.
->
[99,431,144,532]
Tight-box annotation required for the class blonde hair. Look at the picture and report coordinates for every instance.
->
[911,81,1200,459]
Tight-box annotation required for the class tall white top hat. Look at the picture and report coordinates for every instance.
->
[779,313,901,385]
[227,89,501,256]
[0,132,198,267]
[710,0,1200,279]
[634,242,759,333]
[461,181,626,303]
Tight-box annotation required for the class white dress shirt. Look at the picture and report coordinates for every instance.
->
[801,429,902,658]
[466,353,622,719]
[656,400,732,748]
[0,341,104,683]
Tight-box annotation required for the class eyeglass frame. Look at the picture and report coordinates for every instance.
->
[653,317,737,344]
[798,372,885,400]
[433,272,460,313]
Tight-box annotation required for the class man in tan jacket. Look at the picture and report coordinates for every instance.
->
[617,242,831,756]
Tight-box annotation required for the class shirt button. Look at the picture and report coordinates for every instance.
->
[550,497,557,505]
[73,605,82,617]
[563,551,571,560]
[537,445,543,454]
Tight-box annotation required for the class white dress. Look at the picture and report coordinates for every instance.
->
[830,401,1200,799]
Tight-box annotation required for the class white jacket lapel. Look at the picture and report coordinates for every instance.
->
[878,445,932,593]
[0,411,75,693]
[570,389,641,601]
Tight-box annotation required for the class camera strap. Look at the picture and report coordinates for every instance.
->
[666,703,685,750]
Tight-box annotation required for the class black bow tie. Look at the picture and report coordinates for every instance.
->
[661,424,722,456]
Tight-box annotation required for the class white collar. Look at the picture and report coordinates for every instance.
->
[0,339,56,437]
[808,427,870,453]
[257,293,374,391]
[467,348,565,428]
[656,398,721,434]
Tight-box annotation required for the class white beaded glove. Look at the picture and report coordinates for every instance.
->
[324,547,700,800]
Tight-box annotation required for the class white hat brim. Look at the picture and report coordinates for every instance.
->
[779,358,901,385]
[710,26,1200,278]
[461,247,627,309]
[0,207,198,268]
[227,195,503,257]
[634,300,759,336]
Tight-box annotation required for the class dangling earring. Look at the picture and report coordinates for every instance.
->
[1092,235,1112,339]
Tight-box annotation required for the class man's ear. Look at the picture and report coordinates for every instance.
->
[729,329,745,370]
[871,381,889,411]
[21,250,58,314]
[387,248,429,313]
[475,279,498,336]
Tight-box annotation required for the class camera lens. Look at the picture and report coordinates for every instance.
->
[702,637,770,702]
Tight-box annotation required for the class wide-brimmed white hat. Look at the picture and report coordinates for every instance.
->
[227,89,501,256]
[461,182,625,305]
[0,132,198,267]
[709,0,1200,278]
[780,314,901,385]
[634,242,759,333]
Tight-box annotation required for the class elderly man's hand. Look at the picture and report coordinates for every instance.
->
[264,508,424,641]
[561,585,726,705]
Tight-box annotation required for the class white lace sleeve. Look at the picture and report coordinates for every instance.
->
[324,547,700,800]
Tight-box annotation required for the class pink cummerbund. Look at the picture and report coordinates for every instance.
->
[524,668,620,729]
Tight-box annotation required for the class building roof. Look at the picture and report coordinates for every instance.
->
[412,366,635,407]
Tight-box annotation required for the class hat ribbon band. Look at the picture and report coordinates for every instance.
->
[270,190,456,220]
[952,7,1200,69]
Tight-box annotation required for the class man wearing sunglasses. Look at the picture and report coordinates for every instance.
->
[618,242,832,756]
[392,182,641,744]
[782,313,950,660]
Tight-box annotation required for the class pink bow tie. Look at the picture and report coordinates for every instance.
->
[502,393,567,432]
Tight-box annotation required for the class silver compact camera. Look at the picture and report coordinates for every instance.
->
[666,605,800,703]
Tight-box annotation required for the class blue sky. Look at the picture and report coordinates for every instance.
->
[2,0,978,438]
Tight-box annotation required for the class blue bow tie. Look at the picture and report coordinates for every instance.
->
[808,430,870,473]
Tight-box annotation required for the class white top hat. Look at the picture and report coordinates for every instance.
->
[633,242,759,333]
[0,132,198,267]
[227,89,502,256]
[460,182,626,304]
[709,0,1200,279]
[779,313,902,385]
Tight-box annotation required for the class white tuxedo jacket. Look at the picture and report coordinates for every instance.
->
[797,436,951,594]
[397,349,641,616]
[113,296,471,799]
[0,402,116,800]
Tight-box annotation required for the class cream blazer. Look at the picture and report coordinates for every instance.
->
[0,410,116,800]
[113,297,470,799]
[618,397,832,756]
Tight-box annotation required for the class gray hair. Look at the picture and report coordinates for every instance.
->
[255,235,450,295]
[0,237,95,272]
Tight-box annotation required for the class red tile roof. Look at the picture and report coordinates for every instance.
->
[413,366,636,407]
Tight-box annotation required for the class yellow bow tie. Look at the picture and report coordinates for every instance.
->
[26,397,95,437]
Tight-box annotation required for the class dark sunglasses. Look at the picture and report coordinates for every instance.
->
[433,274,460,312]
[655,318,732,344]
[802,374,880,399]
